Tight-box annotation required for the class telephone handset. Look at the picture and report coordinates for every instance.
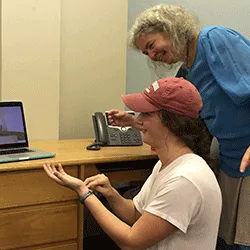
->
[92,112,109,146]
[87,111,142,150]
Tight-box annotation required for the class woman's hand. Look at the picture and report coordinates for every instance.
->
[43,163,88,196]
[108,109,143,129]
[240,146,250,173]
[84,174,116,198]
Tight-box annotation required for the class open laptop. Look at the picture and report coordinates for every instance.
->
[0,101,56,163]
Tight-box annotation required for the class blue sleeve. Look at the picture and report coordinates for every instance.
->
[201,27,250,106]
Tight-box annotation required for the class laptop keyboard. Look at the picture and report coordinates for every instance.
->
[0,148,33,155]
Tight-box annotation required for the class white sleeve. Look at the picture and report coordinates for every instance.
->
[144,176,202,233]
[133,160,162,214]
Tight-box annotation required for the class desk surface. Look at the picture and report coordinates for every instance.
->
[0,139,158,172]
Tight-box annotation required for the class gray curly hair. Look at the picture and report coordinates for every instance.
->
[128,4,200,62]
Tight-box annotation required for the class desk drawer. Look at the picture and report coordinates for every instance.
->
[0,204,78,249]
[0,167,78,209]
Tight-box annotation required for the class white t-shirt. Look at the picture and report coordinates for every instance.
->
[133,154,222,250]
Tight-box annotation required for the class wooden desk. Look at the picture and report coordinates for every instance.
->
[0,139,157,250]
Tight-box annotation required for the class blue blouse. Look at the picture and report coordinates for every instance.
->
[187,26,250,177]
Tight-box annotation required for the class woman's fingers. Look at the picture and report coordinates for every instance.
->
[43,163,65,185]
[57,163,66,174]
[43,163,55,177]
[84,174,107,188]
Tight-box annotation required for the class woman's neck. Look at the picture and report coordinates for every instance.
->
[156,144,193,171]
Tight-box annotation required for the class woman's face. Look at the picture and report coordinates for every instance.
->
[135,32,176,64]
[136,111,168,148]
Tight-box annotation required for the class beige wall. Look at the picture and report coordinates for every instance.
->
[1,0,60,141]
[60,0,127,139]
[0,0,128,141]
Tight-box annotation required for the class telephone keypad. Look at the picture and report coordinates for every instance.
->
[120,134,132,144]
[107,127,142,146]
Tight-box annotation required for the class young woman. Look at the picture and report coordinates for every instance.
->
[109,4,250,249]
[44,77,221,250]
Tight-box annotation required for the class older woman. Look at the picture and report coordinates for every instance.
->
[109,4,250,249]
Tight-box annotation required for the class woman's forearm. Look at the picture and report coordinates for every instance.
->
[106,188,140,225]
[84,194,134,249]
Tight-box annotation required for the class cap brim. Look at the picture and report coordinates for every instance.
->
[121,93,159,112]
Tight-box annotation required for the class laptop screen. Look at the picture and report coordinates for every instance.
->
[0,102,28,149]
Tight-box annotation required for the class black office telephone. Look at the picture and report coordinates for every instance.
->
[86,111,142,150]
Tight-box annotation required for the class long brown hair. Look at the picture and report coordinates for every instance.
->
[160,110,218,175]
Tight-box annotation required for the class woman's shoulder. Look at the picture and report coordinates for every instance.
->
[174,154,214,176]
[199,26,244,41]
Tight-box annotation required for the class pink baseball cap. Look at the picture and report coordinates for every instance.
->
[122,77,202,119]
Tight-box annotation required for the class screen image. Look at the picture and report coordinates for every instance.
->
[0,106,26,145]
